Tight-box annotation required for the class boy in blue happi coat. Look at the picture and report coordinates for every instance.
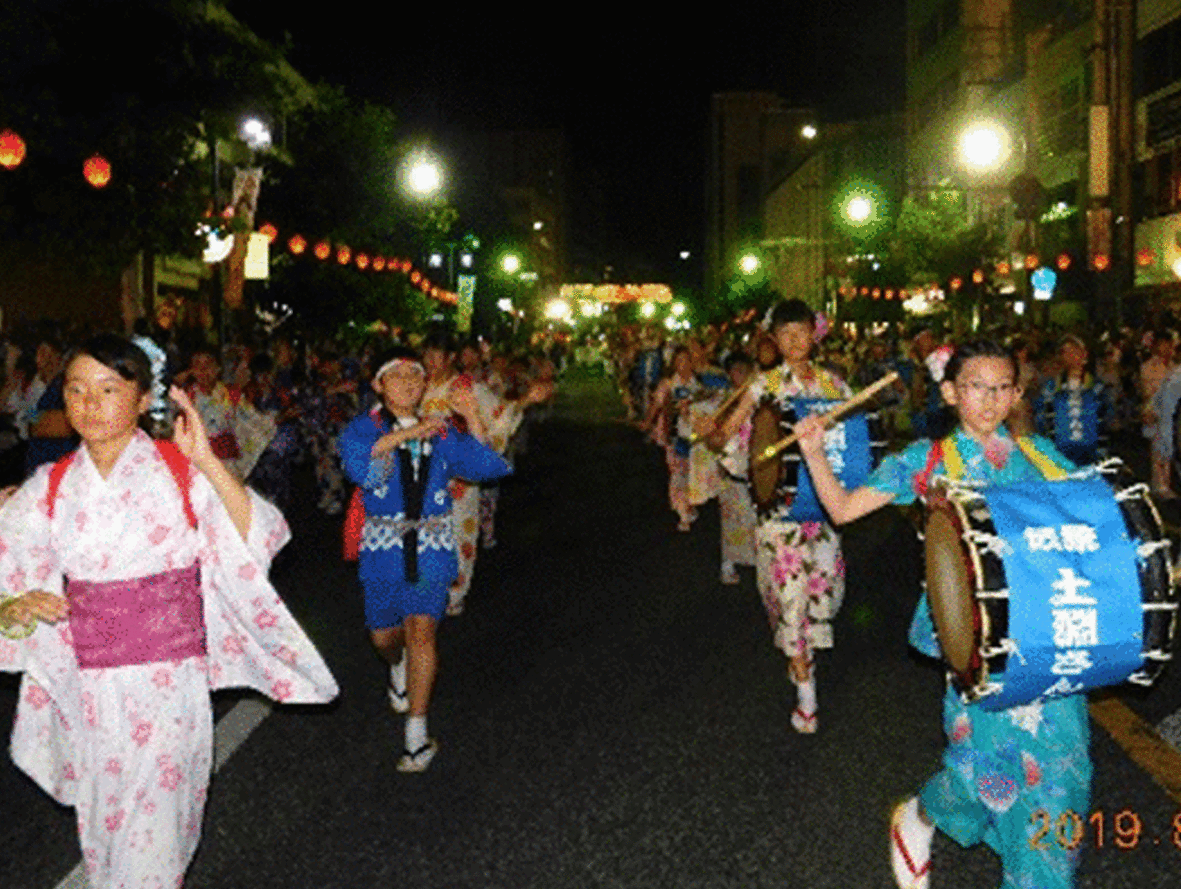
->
[338,346,512,772]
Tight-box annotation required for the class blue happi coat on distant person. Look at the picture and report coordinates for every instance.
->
[1033,374,1108,467]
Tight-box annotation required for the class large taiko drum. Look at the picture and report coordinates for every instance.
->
[924,463,1178,711]
[747,396,884,520]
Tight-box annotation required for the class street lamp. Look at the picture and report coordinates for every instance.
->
[739,254,760,275]
[403,152,443,199]
[958,121,1012,174]
[240,118,272,150]
[501,253,522,275]
[845,195,873,224]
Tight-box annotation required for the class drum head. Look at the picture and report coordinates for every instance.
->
[925,507,976,675]
[748,399,784,510]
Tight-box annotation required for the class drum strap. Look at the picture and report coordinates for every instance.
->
[919,434,1067,492]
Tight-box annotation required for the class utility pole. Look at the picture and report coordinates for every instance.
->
[1090,0,1136,325]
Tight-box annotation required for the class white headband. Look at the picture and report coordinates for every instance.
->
[375,357,426,381]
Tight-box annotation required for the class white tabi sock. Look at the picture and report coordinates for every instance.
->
[389,656,406,694]
[796,678,817,714]
[405,715,428,752]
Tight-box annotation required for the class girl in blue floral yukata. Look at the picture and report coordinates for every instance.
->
[795,340,1090,889]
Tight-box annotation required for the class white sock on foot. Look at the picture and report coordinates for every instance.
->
[405,715,428,751]
[796,678,817,714]
[389,657,406,694]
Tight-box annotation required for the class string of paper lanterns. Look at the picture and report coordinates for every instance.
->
[1,129,112,188]
[262,224,458,306]
[1,129,457,306]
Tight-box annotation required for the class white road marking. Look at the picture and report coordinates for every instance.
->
[52,696,273,889]
[1158,707,1181,752]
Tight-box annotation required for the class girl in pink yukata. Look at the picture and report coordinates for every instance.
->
[0,334,338,889]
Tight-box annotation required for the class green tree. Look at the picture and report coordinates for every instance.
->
[0,0,303,276]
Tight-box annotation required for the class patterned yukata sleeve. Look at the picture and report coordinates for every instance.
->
[191,474,339,704]
[863,440,944,657]
[0,467,62,651]
[864,439,934,508]
[0,466,86,806]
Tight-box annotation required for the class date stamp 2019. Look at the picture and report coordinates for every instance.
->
[1030,808,1181,852]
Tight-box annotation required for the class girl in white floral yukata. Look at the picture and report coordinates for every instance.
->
[0,334,338,889]
[711,299,850,734]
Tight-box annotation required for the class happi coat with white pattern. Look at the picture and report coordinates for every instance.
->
[0,430,339,889]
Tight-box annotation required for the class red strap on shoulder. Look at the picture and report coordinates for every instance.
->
[46,452,77,519]
[152,440,198,529]
[45,443,196,528]
[914,440,943,499]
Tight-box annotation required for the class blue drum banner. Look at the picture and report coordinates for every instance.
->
[789,398,872,522]
[978,477,1144,710]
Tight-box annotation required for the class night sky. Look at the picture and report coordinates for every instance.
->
[231,2,906,284]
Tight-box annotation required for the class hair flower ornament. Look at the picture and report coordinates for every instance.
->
[925,344,955,383]
[812,312,830,344]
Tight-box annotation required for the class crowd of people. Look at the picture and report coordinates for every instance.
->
[612,302,1181,889]
[0,319,556,887]
[3,299,1181,889]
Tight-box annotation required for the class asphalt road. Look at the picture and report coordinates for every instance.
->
[2,367,1180,888]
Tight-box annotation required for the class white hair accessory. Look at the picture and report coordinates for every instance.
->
[925,345,955,383]
[374,357,425,381]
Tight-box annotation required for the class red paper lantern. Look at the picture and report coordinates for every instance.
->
[410,270,422,284]
[83,154,112,188]
[859,287,869,296]
[288,234,306,255]
[972,269,984,284]
[1025,253,1040,269]
[259,223,278,243]
[886,289,895,300]
[1092,253,1110,271]
[355,253,370,270]
[1056,253,1071,271]
[950,277,963,291]
[0,129,26,169]
[314,241,331,260]
[336,245,351,265]
[372,256,386,272]
[996,261,1011,276]
[1137,248,1155,267]
[419,279,431,293]
[900,289,909,299]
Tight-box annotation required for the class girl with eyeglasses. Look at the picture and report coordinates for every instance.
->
[794,340,1090,889]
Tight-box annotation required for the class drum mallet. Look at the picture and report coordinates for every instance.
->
[755,371,900,465]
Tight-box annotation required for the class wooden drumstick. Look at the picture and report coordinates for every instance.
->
[754,371,900,465]
[687,377,753,444]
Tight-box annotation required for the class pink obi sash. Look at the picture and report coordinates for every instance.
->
[67,564,206,669]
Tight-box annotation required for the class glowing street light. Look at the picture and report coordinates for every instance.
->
[739,254,760,275]
[670,301,686,317]
[845,195,872,223]
[240,118,272,150]
[801,124,817,140]
[497,298,514,313]
[640,302,657,318]
[545,299,571,321]
[404,152,443,198]
[958,121,1011,173]
[501,253,521,274]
